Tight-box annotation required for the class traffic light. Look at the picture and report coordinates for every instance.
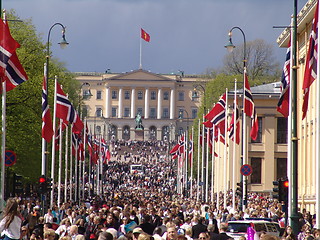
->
[46,177,53,192]
[236,181,243,197]
[280,179,289,202]
[272,179,282,200]
[39,175,47,194]
[13,173,23,195]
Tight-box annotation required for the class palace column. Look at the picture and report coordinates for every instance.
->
[131,88,136,118]
[145,88,149,119]
[118,87,123,118]
[170,88,175,119]
[157,88,162,119]
[105,87,111,118]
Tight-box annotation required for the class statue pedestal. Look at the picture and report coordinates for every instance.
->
[135,129,144,141]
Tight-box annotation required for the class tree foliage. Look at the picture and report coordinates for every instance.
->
[222,39,281,80]
[3,10,80,182]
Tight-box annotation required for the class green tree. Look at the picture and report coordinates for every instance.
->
[3,10,80,182]
[222,39,281,80]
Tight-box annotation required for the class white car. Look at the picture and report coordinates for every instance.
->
[226,219,281,240]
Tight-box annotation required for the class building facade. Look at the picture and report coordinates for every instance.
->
[277,0,318,213]
[76,69,202,142]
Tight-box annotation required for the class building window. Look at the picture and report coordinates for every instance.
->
[277,117,288,143]
[250,157,262,184]
[163,91,169,100]
[96,91,102,100]
[178,91,184,101]
[150,108,156,118]
[138,91,143,100]
[112,90,117,99]
[137,108,143,116]
[125,90,130,100]
[163,108,169,119]
[192,108,198,119]
[96,107,102,117]
[124,108,130,117]
[251,117,262,143]
[112,107,117,117]
[151,91,156,100]
[276,158,287,180]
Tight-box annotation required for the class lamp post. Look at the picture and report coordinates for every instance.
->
[42,22,68,210]
[225,26,247,210]
[193,84,206,114]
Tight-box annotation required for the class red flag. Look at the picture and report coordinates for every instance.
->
[141,28,150,42]
[228,104,240,144]
[204,93,226,135]
[277,41,291,117]
[56,81,84,132]
[302,1,318,119]
[42,72,54,142]
[244,70,259,140]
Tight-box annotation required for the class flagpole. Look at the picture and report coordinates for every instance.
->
[1,80,6,209]
[232,79,237,211]
[197,119,200,202]
[139,36,142,69]
[69,129,73,202]
[57,119,63,207]
[224,88,228,208]
[205,126,209,202]
[50,75,58,209]
[74,133,78,202]
[83,118,87,200]
[201,115,205,201]
[190,126,194,199]
[64,125,68,203]
[287,20,293,227]
[211,124,215,204]
[315,0,320,229]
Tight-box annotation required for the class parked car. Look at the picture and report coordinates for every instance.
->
[226,219,281,240]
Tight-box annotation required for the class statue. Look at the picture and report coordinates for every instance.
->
[135,113,144,130]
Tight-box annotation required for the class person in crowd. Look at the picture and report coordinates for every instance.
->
[191,217,207,240]
[166,225,178,240]
[44,209,54,224]
[198,232,210,240]
[0,198,23,240]
[55,218,71,237]
[282,226,297,240]
[43,229,56,240]
[217,223,231,240]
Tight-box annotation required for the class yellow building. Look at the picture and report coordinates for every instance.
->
[277,0,318,213]
[76,69,202,142]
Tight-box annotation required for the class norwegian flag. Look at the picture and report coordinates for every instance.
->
[42,67,54,142]
[228,104,240,144]
[0,20,20,79]
[72,130,84,161]
[56,81,84,133]
[87,134,97,164]
[101,138,110,164]
[204,93,226,135]
[170,134,185,159]
[244,70,259,140]
[277,41,291,117]
[302,1,318,119]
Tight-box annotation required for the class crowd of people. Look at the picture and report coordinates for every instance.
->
[0,141,319,240]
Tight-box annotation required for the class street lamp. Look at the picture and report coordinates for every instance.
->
[42,22,68,210]
[193,84,206,114]
[225,26,247,210]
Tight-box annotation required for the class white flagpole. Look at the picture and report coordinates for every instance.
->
[41,64,46,176]
[315,3,320,228]
[211,124,215,204]
[50,75,58,209]
[224,88,228,208]
[185,131,188,196]
[190,126,194,199]
[216,128,221,210]
[83,118,87,200]
[201,115,205,201]
[242,71,247,212]
[1,78,6,208]
[97,136,101,196]
[69,129,73,202]
[232,79,237,211]
[139,34,142,69]
[57,119,63,207]
[205,126,209,202]
[197,119,200,202]
[74,134,78,202]
[64,125,68,203]
[288,21,294,226]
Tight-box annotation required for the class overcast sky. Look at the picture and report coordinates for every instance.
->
[4,0,307,75]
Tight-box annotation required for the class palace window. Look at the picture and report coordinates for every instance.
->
[250,157,262,184]
[277,117,288,143]
[112,90,117,99]
[124,90,130,100]
[138,91,143,100]
[96,91,102,100]
[151,91,156,100]
[163,91,169,100]
[251,117,262,143]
